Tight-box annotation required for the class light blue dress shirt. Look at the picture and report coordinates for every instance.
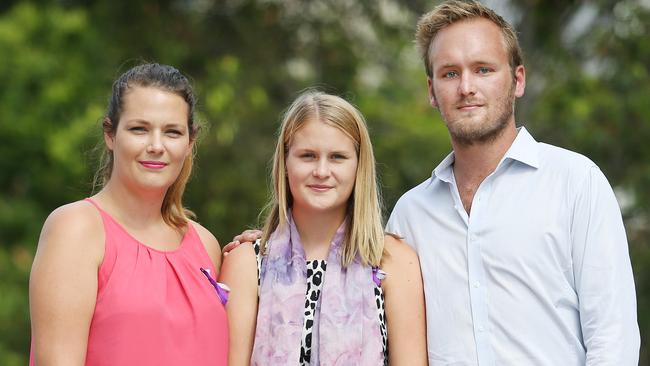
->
[386,127,639,365]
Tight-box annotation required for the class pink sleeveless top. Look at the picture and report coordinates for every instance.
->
[31,199,228,365]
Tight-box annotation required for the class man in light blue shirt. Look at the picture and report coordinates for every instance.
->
[385,1,640,365]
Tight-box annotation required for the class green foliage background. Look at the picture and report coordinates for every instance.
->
[0,0,648,364]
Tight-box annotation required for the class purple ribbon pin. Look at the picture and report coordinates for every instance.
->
[200,267,229,305]
[372,267,386,286]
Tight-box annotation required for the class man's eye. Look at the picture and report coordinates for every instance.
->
[443,71,458,78]
[478,67,491,74]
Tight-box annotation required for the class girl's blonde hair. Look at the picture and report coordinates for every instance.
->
[261,90,384,267]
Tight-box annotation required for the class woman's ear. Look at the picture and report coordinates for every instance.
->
[186,139,195,158]
[103,117,115,151]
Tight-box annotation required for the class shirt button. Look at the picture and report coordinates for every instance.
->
[473,281,480,288]
[478,325,485,332]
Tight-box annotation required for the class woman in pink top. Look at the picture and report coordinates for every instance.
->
[29,63,228,365]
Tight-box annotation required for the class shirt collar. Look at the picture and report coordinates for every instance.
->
[429,126,540,185]
[502,126,540,169]
[431,151,456,184]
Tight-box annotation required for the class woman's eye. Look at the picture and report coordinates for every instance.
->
[300,153,316,159]
[129,127,146,133]
[331,154,347,160]
[166,130,182,137]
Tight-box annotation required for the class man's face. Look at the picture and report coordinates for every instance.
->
[427,18,525,145]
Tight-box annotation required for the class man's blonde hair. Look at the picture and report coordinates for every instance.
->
[261,90,384,267]
[416,0,523,78]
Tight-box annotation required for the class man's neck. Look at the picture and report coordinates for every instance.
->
[451,124,518,214]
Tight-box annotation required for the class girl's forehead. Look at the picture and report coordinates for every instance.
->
[290,121,355,149]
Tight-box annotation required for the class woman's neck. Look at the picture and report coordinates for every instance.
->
[292,206,346,260]
[93,179,167,230]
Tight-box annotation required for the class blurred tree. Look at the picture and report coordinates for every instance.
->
[0,4,106,363]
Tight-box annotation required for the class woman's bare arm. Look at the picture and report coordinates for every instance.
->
[30,201,104,366]
[218,242,259,366]
[192,221,222,272]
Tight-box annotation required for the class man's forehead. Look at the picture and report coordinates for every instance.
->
[428,18,508,66]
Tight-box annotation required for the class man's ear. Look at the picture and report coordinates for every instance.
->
[514,65,526,98]
[427,78,439,109]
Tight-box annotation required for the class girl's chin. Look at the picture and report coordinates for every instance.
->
[292,201,347,215]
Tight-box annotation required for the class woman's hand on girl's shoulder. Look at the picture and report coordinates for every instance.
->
[222,229,263,256]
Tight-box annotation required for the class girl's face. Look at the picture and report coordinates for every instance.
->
[105,86,192,193]
[286,119,358,216]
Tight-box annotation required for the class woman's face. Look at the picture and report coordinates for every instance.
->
[105,86,192,193]
[285,119,358,216]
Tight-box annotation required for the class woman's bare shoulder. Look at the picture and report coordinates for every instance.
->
[36,200,105,264]
[190,220,221,263]
[222,241,257,267]
[44,201,103,239]
[218,241,257,286]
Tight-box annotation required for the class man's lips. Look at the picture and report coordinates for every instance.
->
[140,161,168,169]
[457,103,484,110]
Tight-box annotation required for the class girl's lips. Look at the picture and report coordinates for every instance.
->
[308,185,333,192]
[140,161,167,169]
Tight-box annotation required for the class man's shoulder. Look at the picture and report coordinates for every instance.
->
[537,141,598,172]
[531,141,611,196]
[391,176,436,212]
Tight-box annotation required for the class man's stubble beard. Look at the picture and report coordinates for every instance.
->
[441,81,516,147]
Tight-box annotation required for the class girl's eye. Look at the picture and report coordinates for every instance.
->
[300,153,316,159]
[331,154,347,160]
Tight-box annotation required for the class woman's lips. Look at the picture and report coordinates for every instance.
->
[140,161,168,169]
